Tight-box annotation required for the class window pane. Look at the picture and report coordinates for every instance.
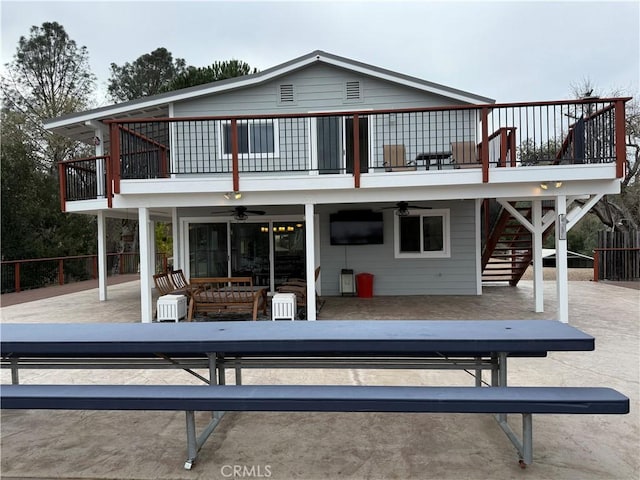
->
[399,216,421,252]
[223,124,249,154]
[423,216,444,251]
[251,123,275,153]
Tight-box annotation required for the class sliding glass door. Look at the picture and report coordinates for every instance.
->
[188,223,228,277]
[230,223,270,286]
[187,220,305,290]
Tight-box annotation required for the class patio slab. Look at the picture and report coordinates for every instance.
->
[0,280,638,480]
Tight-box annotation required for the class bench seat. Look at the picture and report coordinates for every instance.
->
[0,384,628,470]
[2,384,628,414]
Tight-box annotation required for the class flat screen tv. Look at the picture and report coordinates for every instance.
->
[330,211,384,245]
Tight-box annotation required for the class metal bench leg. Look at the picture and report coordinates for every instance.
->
[496,352,508,423]
[209,353,225,422]
[495,413,534,467]
[235,366,242,384]
[184,411,197,470]
[184,409,226,470]
[11,358,19,385]
[521,413,533,467]
[491,353,499,387]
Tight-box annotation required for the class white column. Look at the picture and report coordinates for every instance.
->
[97,211,108,301]
[555,195,569,323]
[171,208,179,270]
[304,203,317,321]
[531,200,544,312]
[138,207,153,323]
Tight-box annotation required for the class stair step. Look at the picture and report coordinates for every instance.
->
[486,262,530,267]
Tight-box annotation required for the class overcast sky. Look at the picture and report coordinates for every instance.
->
[1,0,638,106]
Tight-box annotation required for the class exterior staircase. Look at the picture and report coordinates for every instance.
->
[482,201,555,286]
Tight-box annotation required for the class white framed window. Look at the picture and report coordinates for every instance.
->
[220,120,279,158]
[394,209,450,258]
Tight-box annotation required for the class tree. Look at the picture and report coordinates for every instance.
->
[569,80,640,232]
[107,47,186,102]
[166,59,258,91]
[1,21,96,171]
[1,22,96,261]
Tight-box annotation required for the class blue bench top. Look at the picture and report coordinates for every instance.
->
[0,320,594,357]
[0,384,628,415]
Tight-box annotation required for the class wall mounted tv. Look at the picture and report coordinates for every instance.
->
[330,210,384,245]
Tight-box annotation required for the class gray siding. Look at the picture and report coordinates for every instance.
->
[318,201,478,296]
[171,64,475,173]
[173,64,465,117]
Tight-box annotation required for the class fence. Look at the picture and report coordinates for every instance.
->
[1,253,168,294]
[593,230,640,281]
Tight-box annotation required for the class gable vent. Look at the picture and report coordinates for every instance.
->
[345,80,362,101]
[279,84,295,104]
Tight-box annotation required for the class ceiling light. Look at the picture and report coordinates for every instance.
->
[540,182,548,190]
[223,191,242,200]
[555,181,563,188]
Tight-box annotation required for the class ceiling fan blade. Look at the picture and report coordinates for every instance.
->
[381,202,431,211]
[246,210,266,215]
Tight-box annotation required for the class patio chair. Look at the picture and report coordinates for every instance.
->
[170,269,190,290]
[383,144,416,172]
[451,141,480,168]
[153,273,178,296]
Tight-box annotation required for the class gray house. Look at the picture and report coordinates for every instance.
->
[45,51,628,322]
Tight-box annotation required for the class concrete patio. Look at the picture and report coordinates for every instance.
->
[1,279,638,480]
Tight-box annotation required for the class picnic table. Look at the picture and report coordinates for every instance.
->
[0,320,627,470]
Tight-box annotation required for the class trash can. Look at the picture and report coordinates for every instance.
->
[356,273,374,298]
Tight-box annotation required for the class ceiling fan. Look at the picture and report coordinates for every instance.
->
[212,206,266,221]
[381,201,432,217]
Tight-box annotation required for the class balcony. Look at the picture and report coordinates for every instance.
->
[58,98,628,209]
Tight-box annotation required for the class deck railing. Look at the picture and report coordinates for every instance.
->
[1,253,168,294]
[58,98,629,207]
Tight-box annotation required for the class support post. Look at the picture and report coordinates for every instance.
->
[172,208,179,271]
[555,195,569,323]
[138,207,153,323]
[305,203,317,321]
[531,200,544,312]
[97,210,108,301]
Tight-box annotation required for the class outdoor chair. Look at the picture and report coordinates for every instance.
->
[451,141,480,168]
[383,144,416,172]
[153,273,178,296]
